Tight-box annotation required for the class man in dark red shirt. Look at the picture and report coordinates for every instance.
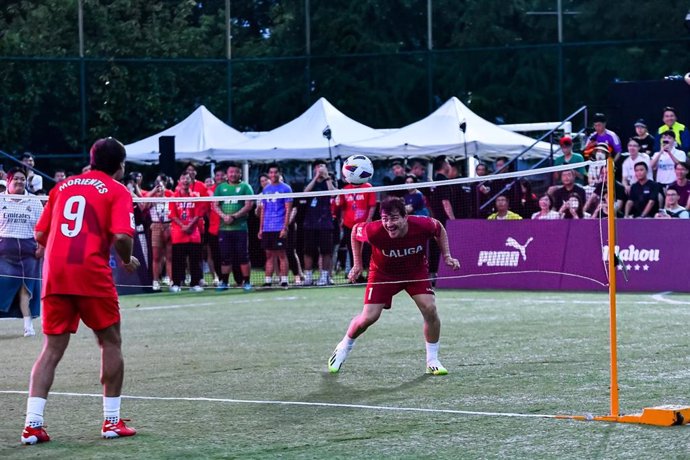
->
[328,197,459,376]
[22,138,140,445]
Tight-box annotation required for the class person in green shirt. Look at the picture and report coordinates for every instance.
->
[213,163,255,291]
[553,136,586,185]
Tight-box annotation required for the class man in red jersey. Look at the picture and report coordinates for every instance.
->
[21,138,140,445]
[328,197,460,375]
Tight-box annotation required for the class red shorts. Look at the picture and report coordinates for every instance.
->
[42,295,121,335]
[363,278,434,309]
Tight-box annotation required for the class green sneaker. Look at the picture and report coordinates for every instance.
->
[328,345,351,373]
[426,360,448,376]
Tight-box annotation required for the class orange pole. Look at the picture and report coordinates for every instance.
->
[606,155,619,417]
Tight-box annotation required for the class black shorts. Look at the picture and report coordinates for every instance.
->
[303,228,334,257]
[261,231,286,251]
[219,230,249,265]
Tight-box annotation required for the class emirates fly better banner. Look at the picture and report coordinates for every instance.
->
[437,219,688,292]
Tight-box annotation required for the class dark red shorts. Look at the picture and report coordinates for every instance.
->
[363,278,434,309]
[42,295,121,335]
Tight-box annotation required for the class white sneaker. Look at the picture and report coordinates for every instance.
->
[23,327,36,337]
[328,344,352,373]
[190,285,204,292]
[425,359,448,376]
[212,277,220,287]
[170,285,181,293]
[152,280,161,291]
[316,276,329,286]
[162,276,171,286]
[184,274,191,286]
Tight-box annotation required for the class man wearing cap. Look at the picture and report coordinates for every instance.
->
[553,136,586,185]
[651,130,687,186]
[656,106,690,150]
[584,113,622,160]
[633,119,655,155]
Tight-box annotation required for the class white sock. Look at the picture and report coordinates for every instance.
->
[341,335,356,350]
[25,397,46,427]
[265,276,272,284]
[319,271,329,279]
[280,276,288,284]
[304,270,313,281]
[23,317,33,330]
[103,396,121,423]
[426,341,440,363]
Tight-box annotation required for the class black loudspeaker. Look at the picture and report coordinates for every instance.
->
[159,136,175,178]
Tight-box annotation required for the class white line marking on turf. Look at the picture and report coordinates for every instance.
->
[651,291,690,305]
[0,390,569,420]
[126,296,300,312]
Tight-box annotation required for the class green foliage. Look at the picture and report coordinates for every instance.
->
[0,0,689,154]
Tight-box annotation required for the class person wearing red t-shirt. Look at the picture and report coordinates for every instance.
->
[328,197,459,376]
[334,181,377,282]
[204,173,222,286]
[168,172,204,292]
[22,138,140,445]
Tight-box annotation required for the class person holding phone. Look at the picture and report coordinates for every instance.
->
[651,131,687,186]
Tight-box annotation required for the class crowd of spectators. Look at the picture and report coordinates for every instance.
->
[3,107,690,304]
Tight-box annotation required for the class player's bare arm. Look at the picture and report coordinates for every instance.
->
[434,221,460,270]
[348,224,364,282]
[113,233,140,273]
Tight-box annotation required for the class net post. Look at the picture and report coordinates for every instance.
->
[606,154,619,418]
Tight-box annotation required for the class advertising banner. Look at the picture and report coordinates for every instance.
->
[437,219,688,292]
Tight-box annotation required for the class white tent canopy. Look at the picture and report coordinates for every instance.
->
[125,105,249,164]
[213,97,383,162]
[340,97,552,161]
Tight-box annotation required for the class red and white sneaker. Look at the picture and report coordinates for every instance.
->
[21,425,50,445]
[101,419,137,439]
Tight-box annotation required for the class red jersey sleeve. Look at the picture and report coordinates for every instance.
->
[34,188,56,245]
[415,215,442,238]
[110,184,135,236]
[353,222,369,243]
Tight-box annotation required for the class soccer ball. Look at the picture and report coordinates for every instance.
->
[342,155,374,185]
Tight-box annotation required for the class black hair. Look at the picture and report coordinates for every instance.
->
[89,138,126,175]
[380,196,407,217]
[634,161,649,171]
[6,166,27,182]
[266,163,281,172]
[432,156,448,172]
[663,106,677,116]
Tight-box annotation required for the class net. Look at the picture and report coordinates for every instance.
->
[0,160,615,299]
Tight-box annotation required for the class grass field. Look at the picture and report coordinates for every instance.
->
[1,286,690,458]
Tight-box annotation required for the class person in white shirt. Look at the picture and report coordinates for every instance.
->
[531,194,561,220]
[21,153,43,193]
[621,138,652,195]
[0,168,44,336]
[655,188,690,218]
[651,131,687,185]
